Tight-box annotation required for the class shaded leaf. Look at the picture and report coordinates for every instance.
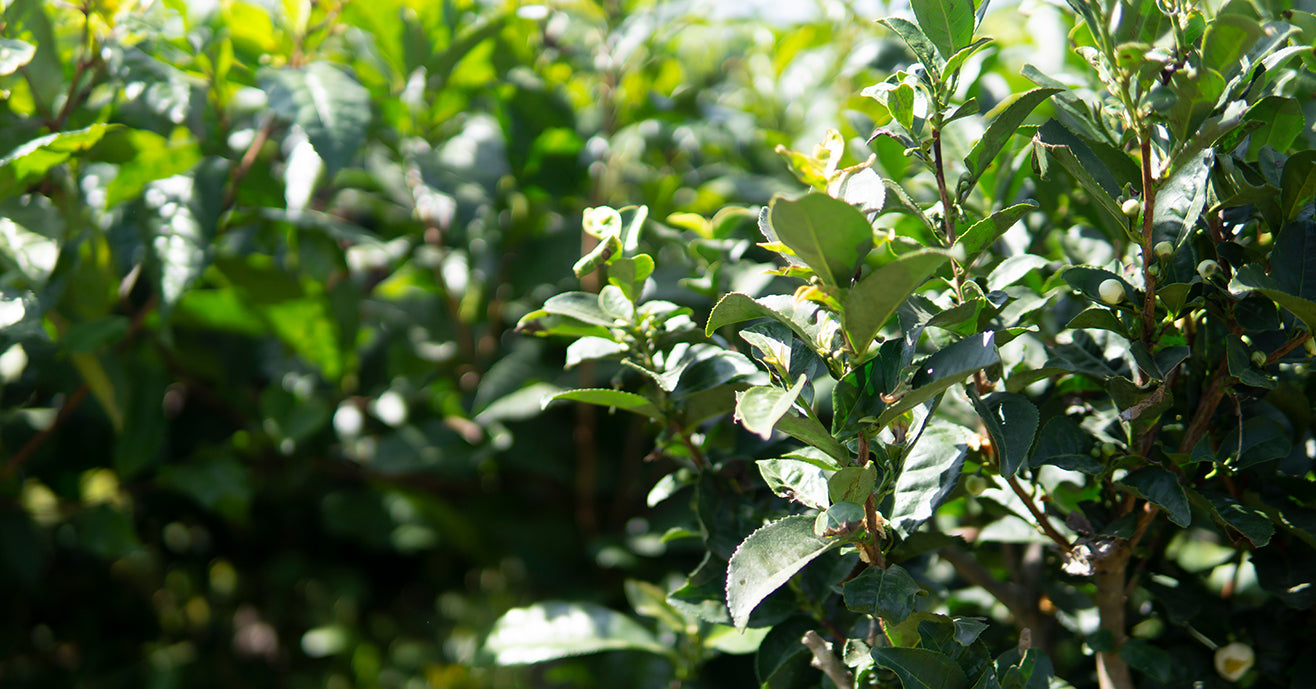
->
[962,89,1061,196]
[890,424,973,537]
[843,564,923,621]
[955,203,1037,269]
[844,251,950,355]
[1120,466,1190,527]
[967,390,1038,478]
[545,389,663,420]
[261,62,371,177]
[872,646,969,689]
[877,331,1000,427]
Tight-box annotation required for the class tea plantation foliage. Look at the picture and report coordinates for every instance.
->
[1,0,1315,688]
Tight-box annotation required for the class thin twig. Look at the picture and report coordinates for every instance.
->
[802,631,854,689]
[1007,475,1071,549]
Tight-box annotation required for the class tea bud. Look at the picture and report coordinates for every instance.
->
[1214,642,1254,682]
[1198,259,1220,279]
[1098,279,1125,305]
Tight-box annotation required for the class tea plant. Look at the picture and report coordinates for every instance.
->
[494,0,1316,686]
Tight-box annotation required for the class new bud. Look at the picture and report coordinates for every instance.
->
[1198,259,1220,279]
[1099,279,1125,305]
[1214,642,1254,682]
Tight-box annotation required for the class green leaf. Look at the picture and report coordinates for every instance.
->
[624,579,690,635]
[1118,638,1172,683]
[1200,13,1265,80]
[607,254,654,303]
[1200,491,1274,547]
[1281,151,1316,223]
[843,564,923,621]
[1121,467,1190,527]
[1225,335,1275,390]
[145,159,228,314]
[1232,265,1316,333]
[844,251,950,354]
[1242,96,1304,157]
[1032,120,1126,226]
[734,377,807,441]
[877,17,945,73]
[966,390,1038,478]
[545,389,663,420]
[775,410,852,464]
[758,459,831,509]
[0,124,115,197]
[828,465,878,504]
[877,331,1000,427]
[954,202,1037,268]
[1152,149,1211,247]
[910,0,975,61]
[726,515,843,629]
[158,453,252,522]
[261,62,371,177]
[0,196,62,288]
[872,646,969,689]
[815,501,866,537]
[765,194,874,288]
[890,424,974,537]
[962,89,1061,197]
[97,128,203,209]
[0,38,36,76]
[707,293,840,354]
[539,291,617,328]
[833,339,904,434]
[485,601,671,664]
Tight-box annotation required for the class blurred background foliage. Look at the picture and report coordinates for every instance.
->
[0,0,906,686]
[4,0,1312,687]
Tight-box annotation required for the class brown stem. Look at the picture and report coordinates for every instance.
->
[1138,136,1159,350]
[1007,475,1071,549]
[931,130,965,300]
[222,115,278,211]
[2,385,90,481]
[1177,357,1230,454]
[802,631,854,689]
[1094,545,1135,689]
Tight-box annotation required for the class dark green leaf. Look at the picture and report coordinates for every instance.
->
[872,646,969,689]
[1118,638,1172,683]
[890,424,973,537]
[1280,151,1316,223]
[1232,264,1316,332]
[726,515,843,629]
[843,564,923,621]
[877,17,945,72]
[1032,120,1126,226]
[967,390,1038,478]
[878,331,1000,427]
[765,194,874,288]
[1200,491,1274,547]
[962,89,1061,196]
[1153,149,1211,247]
[1121,467,1190,527]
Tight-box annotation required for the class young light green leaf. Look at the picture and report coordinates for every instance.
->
[872,646,970,689]
[910,0,975,61]
[540,291,618,327]
[775,412,852,464]
[261,62,371,177]
[726,514,843,629]
[545,389,663,420]
[485,601,672,664]
[707,293,840,354]
[844,251,950,354]
[889,424,973,537]
[734,377,807,441]
[966,390,1039,478]
[0,38,36,75]
[961,88,1061,199]
[0,124,115,197]
[766,194,874,288]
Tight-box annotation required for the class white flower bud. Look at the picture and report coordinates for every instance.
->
[1198,259,1220,279]
[1121,198,1141,217]
[1154,241,1174,258]
[1098,279,1125,305]
[1214,642,1254,682]
[1251,351,1267,367]
[964,474,989,496]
